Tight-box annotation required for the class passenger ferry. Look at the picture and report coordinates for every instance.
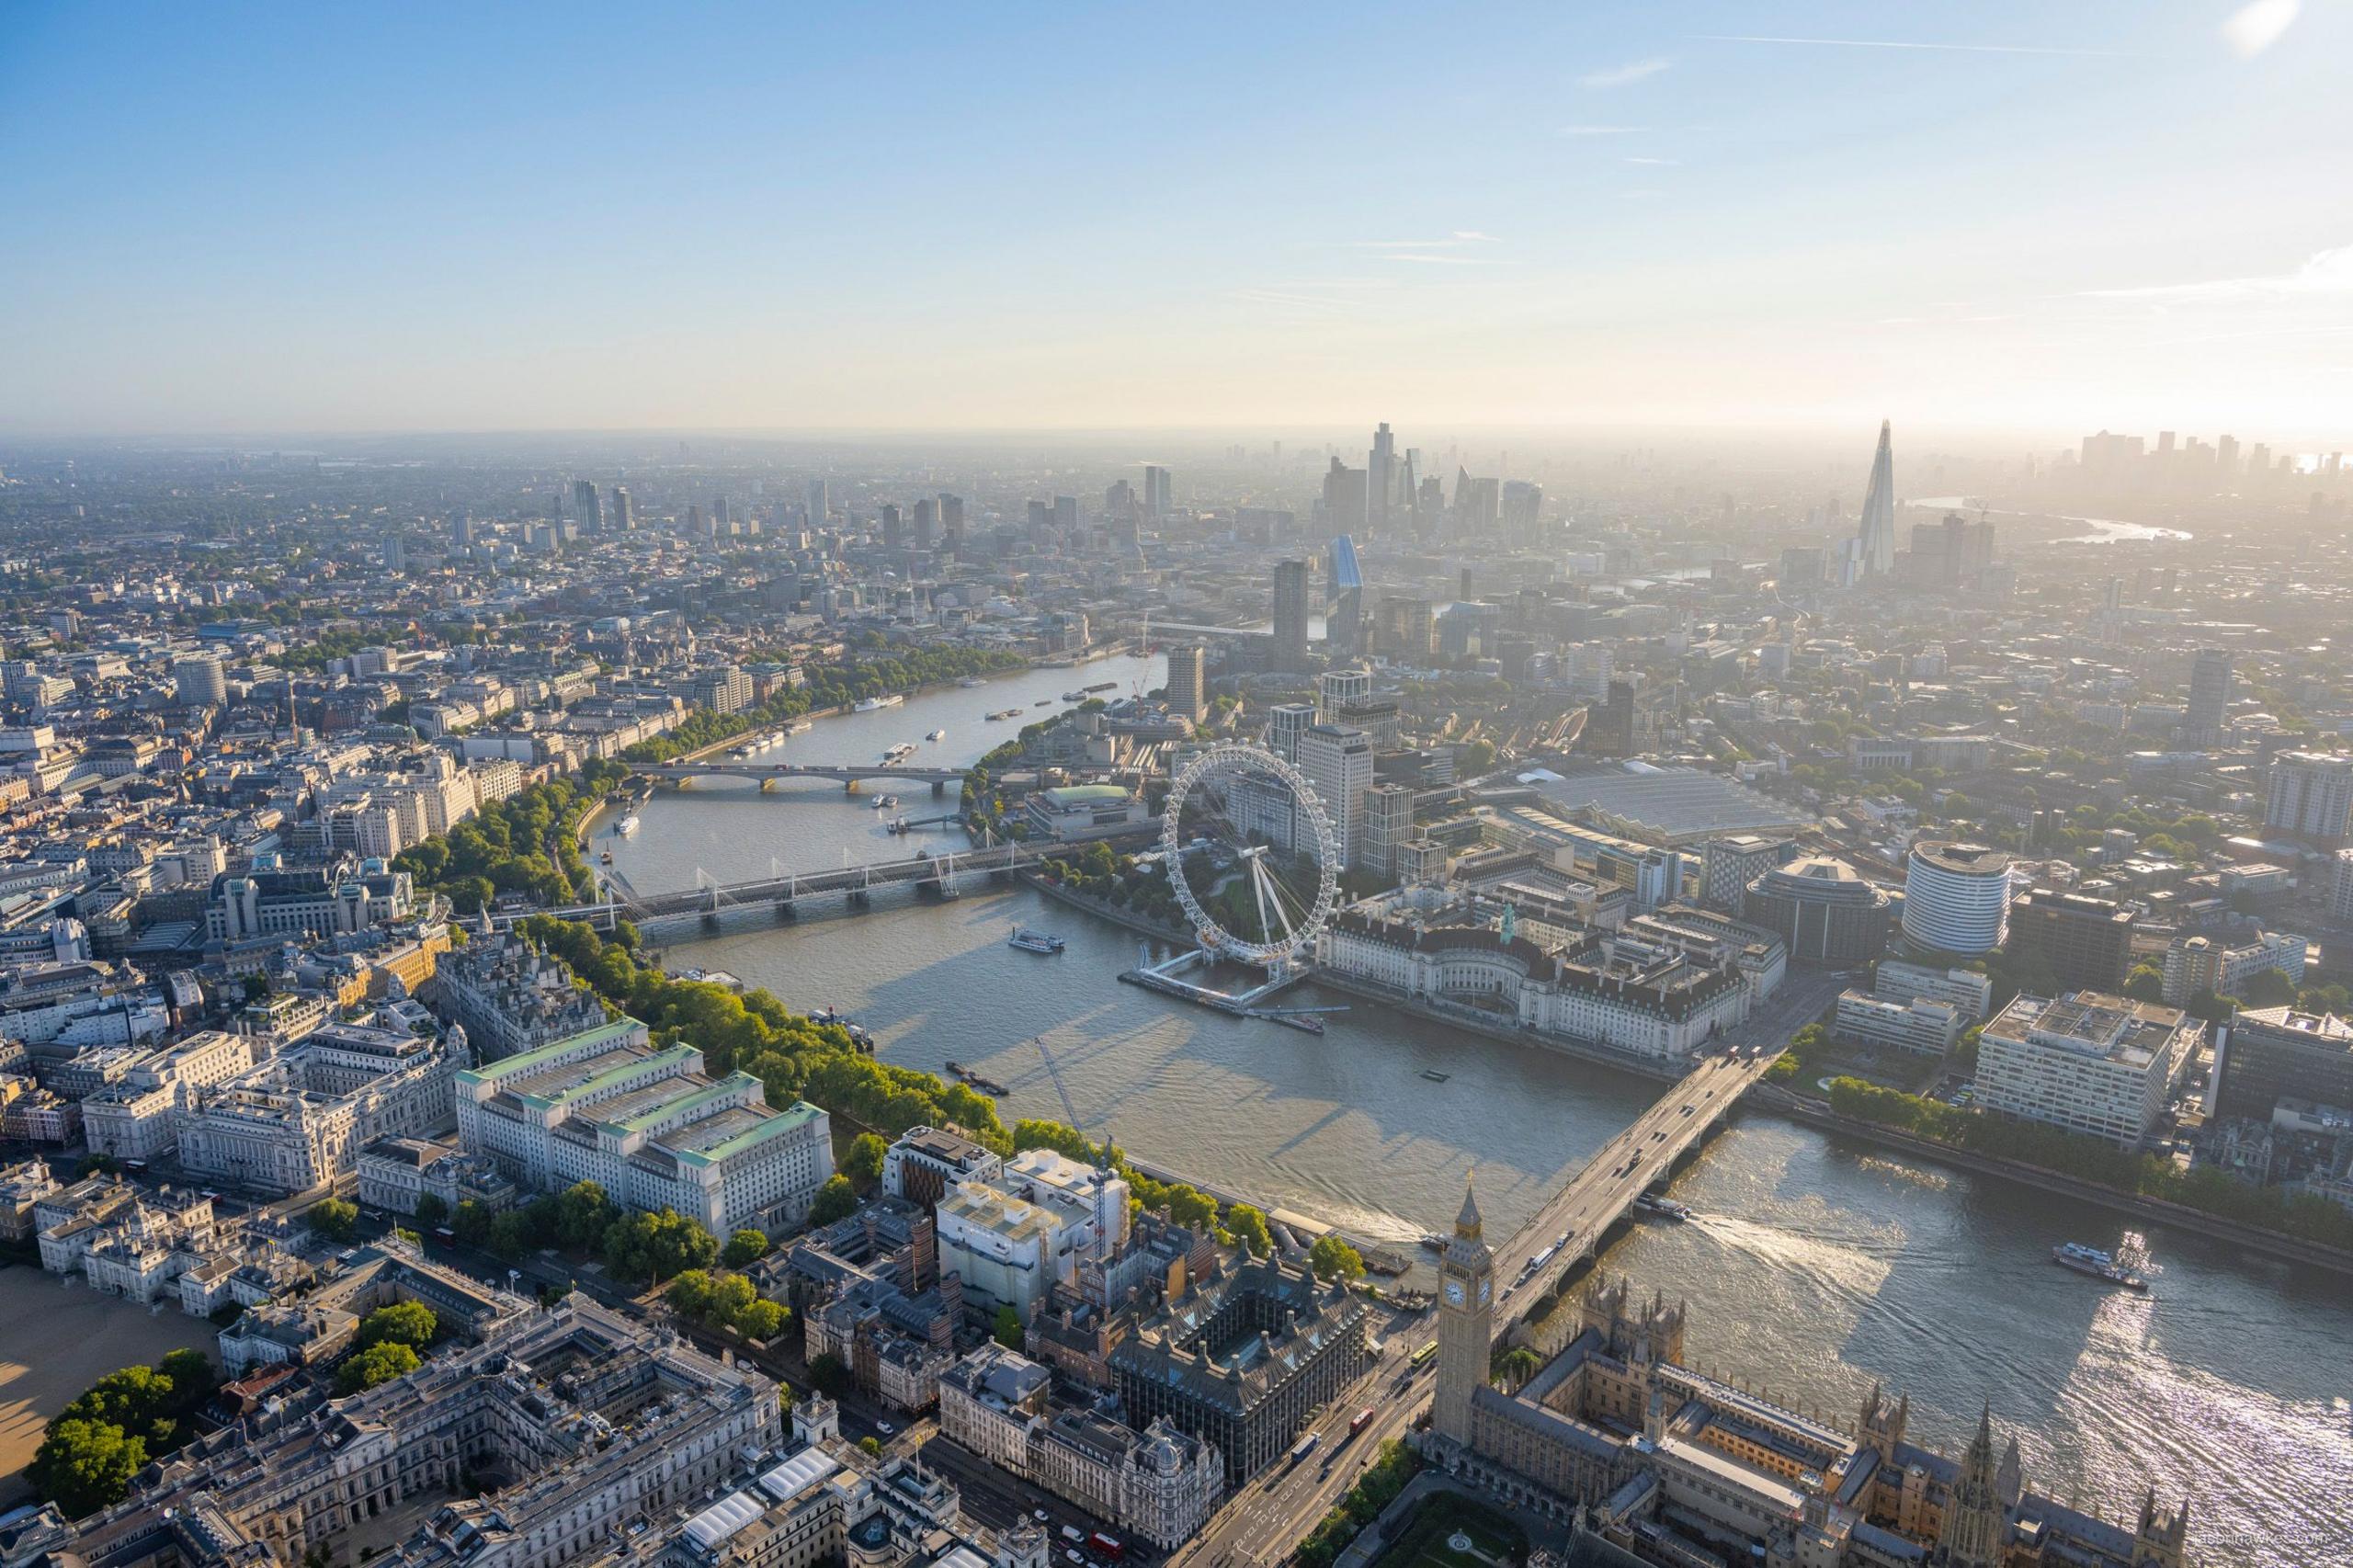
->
[1007,925,1067,955]
[614,814,641,836]
[785,719,814,734]
[854,693,905,712]
[959,676,987,687]
[2052,1238,2149,1290]
[926,729,948,742]
[987,708,1025,721]
[1632,1193,1692,1221]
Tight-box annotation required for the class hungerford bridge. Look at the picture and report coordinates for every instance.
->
[635,761,967,792]
[484,840,1051,933]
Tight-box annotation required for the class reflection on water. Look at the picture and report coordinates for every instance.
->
[610,671,2348,1563]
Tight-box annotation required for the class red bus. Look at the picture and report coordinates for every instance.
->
[1348,1407,1375,1438]
[1088,1534,1124,1561]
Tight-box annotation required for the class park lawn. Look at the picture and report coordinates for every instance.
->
[1370,1494,1528,1568]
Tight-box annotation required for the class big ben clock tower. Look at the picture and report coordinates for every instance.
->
[1432,1176,1494,1445]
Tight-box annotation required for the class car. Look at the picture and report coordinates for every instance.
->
[1034,1510,1050,1523]
[876,1420,894,1435]
[1068,1552,1085,1564]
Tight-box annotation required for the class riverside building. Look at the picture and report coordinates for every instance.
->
[1424,1182,2188,1568]
[1973,991,2201,1148]
[1316,894,1750,1059]
[454,1017,834,1236]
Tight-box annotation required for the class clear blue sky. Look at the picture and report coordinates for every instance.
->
[2,0,2345,440]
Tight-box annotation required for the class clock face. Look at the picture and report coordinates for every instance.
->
[1444,1278,1465,1306]
[1478,1278,1491,1305]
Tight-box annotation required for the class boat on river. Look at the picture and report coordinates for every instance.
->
[854,693,905,711]
[2052,1238,2149,1290]
[1633,1193,1692,1221]
[1007,925,1066,954]
[615,814,641,836]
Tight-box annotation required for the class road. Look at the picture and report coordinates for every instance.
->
[1173,1312,1435,1568]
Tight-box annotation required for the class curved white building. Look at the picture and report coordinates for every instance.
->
[1902,840,2014,956]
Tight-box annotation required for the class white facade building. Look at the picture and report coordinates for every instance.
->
[453,1017,835,1236]
[1834,990,1966,1057]
[1901,840,2015,956]
[1973,991,2201,1147]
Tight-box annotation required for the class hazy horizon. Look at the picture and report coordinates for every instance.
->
[5,0,2347,443]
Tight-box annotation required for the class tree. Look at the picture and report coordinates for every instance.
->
[603,1207,718,1286]
[807,1175,859,1227]
[336,1341,421,1395]
[413,1193,449,1228]
[451,1199,494,1247]
[2238,967,2297,1009]
[1224,1203,1273,1257]
[1460,739,1497,776]
[29,1418,146,1518]
[1163,1185,1219,1233]
[1493,1346,1544,1392]
[858,1436,883,1458]
[1308,1234,1365,1283]
[722,1228,772,1268]
[486,1210,537,1260]
[809,1353,853,1397]
[2122,963,2165,1005]
[993,1304,1026,1350]
[554,1181,618,1253]
[358,1301,438,1352]
[842,1132,889,1187]
[307,1198,359,1241]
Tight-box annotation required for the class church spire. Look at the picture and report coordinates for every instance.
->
[1456,1174,1483,1241]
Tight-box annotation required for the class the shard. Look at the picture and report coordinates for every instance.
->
[1856,418,1896,576]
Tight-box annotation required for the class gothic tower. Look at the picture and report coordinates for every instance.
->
[1938,1405,2006,1568]
[1432,1176,1495,1445]
[2133,1490,2189,1568]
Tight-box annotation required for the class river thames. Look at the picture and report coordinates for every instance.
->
[603,655,2347,1562]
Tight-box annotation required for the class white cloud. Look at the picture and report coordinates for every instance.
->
[1692,34,2125,58]
[1558,124,1643,137]
[1381,254,1493,266]
[2222,0,2300,58]
[1578,58,1670,88]
[2083,243,2353,301]
[1624,156,1680,165]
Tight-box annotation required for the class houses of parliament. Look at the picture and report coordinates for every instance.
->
[1427,1182,2197,1567]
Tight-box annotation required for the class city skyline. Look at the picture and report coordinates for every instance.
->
[4,0,2347,440]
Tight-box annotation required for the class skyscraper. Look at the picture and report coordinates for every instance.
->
[608,485,634,530]
[1368,422,1395,532]
[2186,648,2233,744]
[1165,644,1206,722]
[572,478,602,532]
[1271,558,1310,672]
[1142,465,1171,519]
[2266,752,2353,842]
[805,478,831,528]
[1856,419,1897,577]
[1319,459,1367,540]
[1296,722,1372,868]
